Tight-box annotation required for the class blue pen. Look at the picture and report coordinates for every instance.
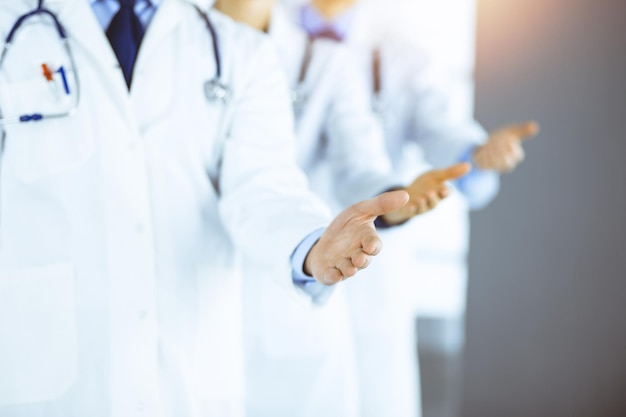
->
[57,66,70,95]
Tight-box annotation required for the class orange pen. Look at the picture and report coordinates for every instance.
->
[41,63,59,99]
[41,63,54,81]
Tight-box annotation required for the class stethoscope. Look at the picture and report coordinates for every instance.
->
[0,0,229,126]
[291,38,387,116]
[193,4,231,104]
[0,0,80,125]
[370,47,387,115]
[291,35,314,114]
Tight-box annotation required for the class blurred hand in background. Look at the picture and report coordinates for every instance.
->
[473,121,540,173]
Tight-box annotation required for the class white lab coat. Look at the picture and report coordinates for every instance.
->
[344,25,479,321]
[326,4,496,417]
[274,10,397,208]
[242,7,398,417]
[0,2,331,416]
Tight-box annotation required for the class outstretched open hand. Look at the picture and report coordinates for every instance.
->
[304,190,409,285]
[473,121,540,173]
[381,162,471,226]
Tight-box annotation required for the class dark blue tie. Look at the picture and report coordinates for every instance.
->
[106,0,145,89]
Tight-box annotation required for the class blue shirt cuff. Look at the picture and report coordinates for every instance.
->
[291,228,336,304]
[291,227,325,283]
[455,146,500,210]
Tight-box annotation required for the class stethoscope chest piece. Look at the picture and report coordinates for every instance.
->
[205,78,230,104]
[194,5,230,105]
[371,93,387,115]
[291,86,307,115]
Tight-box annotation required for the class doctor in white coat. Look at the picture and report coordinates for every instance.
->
[293,1,541,416]
[0,1,412,416]
[214,1,472,416]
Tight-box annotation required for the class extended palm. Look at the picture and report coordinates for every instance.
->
[381,162,471,226]
[473,121,540,173]
[304,190,409,285]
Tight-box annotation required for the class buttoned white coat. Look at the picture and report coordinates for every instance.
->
[242,6,398,417]
[0,1,331,416]
[334,5,497,417]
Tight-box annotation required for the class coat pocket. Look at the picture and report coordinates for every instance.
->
[0,76,93,183]
[0,262,78,406]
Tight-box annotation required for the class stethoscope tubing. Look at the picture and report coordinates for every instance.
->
[193,4,222,80]
[0,0,228,126]
[292,39,385,115]
[291,35,313,112]
[0,0,80,125]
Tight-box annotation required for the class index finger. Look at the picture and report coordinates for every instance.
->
[507,121,540,140]
[432,162,472,182]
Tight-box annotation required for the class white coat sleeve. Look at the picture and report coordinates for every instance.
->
[324,45,399,207]
[406,49,489,169]
[217,37,332,291]
[399,46,500,209]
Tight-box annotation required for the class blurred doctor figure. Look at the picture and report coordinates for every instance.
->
[0,1,413,416]
[289,0,540,416]
[213,1,471,416]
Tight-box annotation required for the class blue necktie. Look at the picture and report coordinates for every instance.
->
[106,0,145,88]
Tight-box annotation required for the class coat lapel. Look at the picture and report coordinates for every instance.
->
[134,0,187,71]
[43,0,120,70]
[268,5,310,86]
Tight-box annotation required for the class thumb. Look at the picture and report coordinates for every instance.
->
[431,162,472,182]
[353,190,409,219]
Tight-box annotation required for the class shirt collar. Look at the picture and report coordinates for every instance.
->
[299,4,356,41]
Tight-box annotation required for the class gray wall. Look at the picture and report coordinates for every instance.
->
[463,0,626,416]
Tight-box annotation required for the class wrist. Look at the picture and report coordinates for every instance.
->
[472,147,488,171]
[303,242,319,278]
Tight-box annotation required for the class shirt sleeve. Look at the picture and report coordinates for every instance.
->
[290,228,335,305]
[455,146,500,210]
[402,47,489,168]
